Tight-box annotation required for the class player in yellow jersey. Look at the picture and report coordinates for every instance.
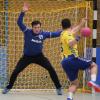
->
[60,18,100,100]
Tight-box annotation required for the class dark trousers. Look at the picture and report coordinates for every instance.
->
[7,53,61,89]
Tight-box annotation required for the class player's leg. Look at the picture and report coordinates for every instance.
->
[88,62,100,92]
[88,62,97,84]
[34,53,62,95]
[61,57,79,100]
[2,55,32,94]
[76,57,100,92]
[67,79,79,100]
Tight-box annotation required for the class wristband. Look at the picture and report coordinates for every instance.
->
[75,36,81,42]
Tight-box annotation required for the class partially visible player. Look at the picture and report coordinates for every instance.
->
[60,18,100,100]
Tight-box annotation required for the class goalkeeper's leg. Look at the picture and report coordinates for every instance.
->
[35,54,62,95]
[2,55,32,94]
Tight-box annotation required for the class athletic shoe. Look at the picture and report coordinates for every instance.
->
[67,98,73,100]
[88,81,100,92]
[56,87,63,95]
[2,88,10,94]
[95,86,100,92]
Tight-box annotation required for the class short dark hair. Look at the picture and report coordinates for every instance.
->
[31,20,41,27]
[61,18,71,29]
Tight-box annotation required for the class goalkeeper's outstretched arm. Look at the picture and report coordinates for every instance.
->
[43,30,62,39]
[17,3,29,32]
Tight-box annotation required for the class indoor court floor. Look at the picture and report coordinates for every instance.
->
[0,91,100,100]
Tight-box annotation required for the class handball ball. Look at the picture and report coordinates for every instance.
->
[81,27,92,37]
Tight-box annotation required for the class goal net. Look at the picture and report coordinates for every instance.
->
[0,0,93,93]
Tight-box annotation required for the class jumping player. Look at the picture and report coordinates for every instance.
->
[60,18,100,100]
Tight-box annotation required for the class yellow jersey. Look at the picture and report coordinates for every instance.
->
[60,30,78,59]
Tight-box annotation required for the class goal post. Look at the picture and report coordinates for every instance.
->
[0,0,93,93]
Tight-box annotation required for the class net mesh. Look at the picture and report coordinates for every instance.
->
[0,0,93,92]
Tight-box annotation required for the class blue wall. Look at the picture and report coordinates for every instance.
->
[96,47,100,85]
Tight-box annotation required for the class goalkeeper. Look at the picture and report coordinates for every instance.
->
[2,3,62,95]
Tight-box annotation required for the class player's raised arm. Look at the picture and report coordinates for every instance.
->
[17,3,29,32]
[71,18,87,35]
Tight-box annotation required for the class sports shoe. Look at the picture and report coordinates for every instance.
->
[2,88,10,94]
[67,98,73,100]
[88,81,100,92]
[95,87,100,92]
[56,87,63,95]
[94,83,100,92]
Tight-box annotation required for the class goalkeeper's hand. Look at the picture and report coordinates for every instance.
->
[22,2,29,12]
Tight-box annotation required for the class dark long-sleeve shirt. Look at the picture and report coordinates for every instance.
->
[17,12,61,56]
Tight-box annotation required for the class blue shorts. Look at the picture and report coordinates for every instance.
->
[61,55,92,81]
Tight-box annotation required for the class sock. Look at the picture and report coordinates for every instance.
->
[67,92,73,99]
[91,74,96,82]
